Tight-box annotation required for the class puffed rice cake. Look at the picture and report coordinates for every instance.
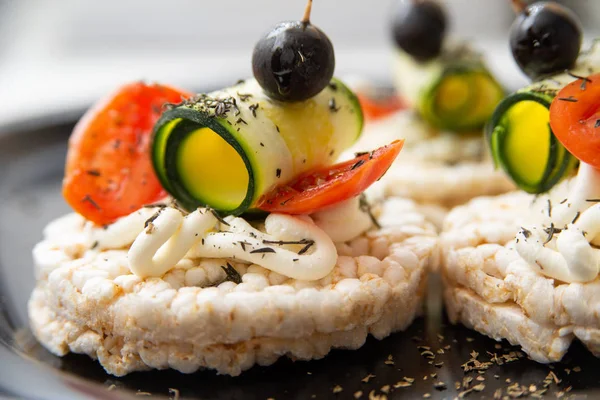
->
[349,111,514,216]
[441,185,600,363]
[29,196,438,376]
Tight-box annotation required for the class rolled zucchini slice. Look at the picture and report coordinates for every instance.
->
[487,92,576,194]
[486,41,600,194]
[392,41,504,132]
[152,78,363,215]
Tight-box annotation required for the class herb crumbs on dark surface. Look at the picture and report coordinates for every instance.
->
[420,350,435,359]
[168,388,180,400]
[361,374,376,383]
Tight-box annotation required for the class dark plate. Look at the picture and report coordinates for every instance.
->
[0,117,599,400]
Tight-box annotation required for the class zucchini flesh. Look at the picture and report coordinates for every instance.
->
[152,78,363,215]
[176,127,249,210]
[392,42,504,132]
[486,42,600,194]
[162,117,252,212]
[501,99,551,188]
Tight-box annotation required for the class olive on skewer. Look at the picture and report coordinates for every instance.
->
[252,0,335,102]
[509,0,582,80]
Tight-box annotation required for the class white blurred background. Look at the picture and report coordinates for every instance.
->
[0,0,598,126]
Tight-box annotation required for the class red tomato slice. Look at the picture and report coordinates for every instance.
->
[357,92,406,121]
[63,82,192,225]
[550,73,600,168]
[257,140,404,214]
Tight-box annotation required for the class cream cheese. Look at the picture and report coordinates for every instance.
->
[515,163,600,282]
[43,195,377,281]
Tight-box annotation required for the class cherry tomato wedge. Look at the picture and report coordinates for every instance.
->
[357,92,406,121]
[257,140,404,214]
[63,82,192,225]
[549,72,600,168]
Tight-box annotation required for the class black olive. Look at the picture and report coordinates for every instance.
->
[510,1,582,80]
[252,2,335,102]
[391,0,447,62]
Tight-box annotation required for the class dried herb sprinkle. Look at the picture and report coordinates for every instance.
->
[81,195,101,210]
[250,247,276,254]
[565,70,592,90]
[249,103,260,117]
[558,96,578,102]
[221,263,242,284]
[352,159,366,170]
[86,169,101,177]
